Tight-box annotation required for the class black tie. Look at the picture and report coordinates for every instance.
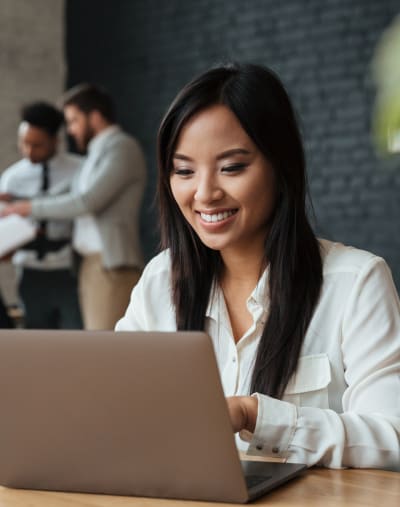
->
[37,162,49,259]
[41,161,49,193]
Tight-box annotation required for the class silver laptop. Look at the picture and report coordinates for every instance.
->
[0,330,306,503]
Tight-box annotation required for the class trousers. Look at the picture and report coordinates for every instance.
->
[78,253,141,330]
[19,268,82,329]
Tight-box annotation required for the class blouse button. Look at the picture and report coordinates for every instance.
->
[256,444,263,451]
[272,446,280,454]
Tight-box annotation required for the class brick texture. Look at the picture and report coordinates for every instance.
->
[0,0,65,171]
[0,0,65,305]
[66,0,400,287]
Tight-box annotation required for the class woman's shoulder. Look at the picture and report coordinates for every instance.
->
[319,238,385,276]
[135,249,173,298]
[141,249,171,278]
[115,249,175,331]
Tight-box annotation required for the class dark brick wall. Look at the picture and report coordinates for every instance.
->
[66,0,400,287]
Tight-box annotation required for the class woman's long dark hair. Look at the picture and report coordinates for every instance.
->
[157,63,323,399]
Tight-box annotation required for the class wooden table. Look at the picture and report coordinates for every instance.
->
[0,468,399,507]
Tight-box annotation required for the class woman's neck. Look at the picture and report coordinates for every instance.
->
[220,246,266,290]
[219,247,266,343]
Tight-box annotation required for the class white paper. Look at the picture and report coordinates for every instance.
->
[0,214,37,257]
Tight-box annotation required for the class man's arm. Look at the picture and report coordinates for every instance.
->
[0,200,32,217]
[31,136,145,220]
[0,193,14,202]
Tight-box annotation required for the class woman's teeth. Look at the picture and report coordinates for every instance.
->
[200,210,236,223]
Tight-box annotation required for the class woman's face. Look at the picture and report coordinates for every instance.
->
[170,104,277,258]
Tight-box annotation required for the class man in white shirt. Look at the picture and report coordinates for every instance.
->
[0,102,83,329]
[1,85,147,330]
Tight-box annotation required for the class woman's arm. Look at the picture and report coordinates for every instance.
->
[230,257,400,470]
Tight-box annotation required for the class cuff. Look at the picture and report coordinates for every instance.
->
[239,393,297,459]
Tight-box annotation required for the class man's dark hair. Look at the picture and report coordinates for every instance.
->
[61,83,116,123]
[21,101,64,136]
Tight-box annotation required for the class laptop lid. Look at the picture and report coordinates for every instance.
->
[0,330,305,503]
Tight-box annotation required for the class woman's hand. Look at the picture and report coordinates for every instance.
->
[226,395,258,433]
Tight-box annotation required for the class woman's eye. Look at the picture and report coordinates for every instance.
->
[173,168,193,176]
[221,163,247,173]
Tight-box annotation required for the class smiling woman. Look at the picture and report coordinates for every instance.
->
[116,62,400,471]
[170,104,276,259]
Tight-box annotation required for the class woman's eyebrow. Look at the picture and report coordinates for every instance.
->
[216,148,251,160]
[173,153,193,161]
[173,148,251,162]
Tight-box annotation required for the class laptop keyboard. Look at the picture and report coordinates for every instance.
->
[245,474,272,489]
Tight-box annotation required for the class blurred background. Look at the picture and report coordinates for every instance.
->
[1,0,400,307]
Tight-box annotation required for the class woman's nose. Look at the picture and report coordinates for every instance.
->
[194,174,224,203]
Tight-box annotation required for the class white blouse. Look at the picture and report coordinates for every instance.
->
[116,239,400,470]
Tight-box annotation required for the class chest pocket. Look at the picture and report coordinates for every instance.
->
[282,354,331,408]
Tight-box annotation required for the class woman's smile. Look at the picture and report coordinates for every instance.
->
[197,208,238,225]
